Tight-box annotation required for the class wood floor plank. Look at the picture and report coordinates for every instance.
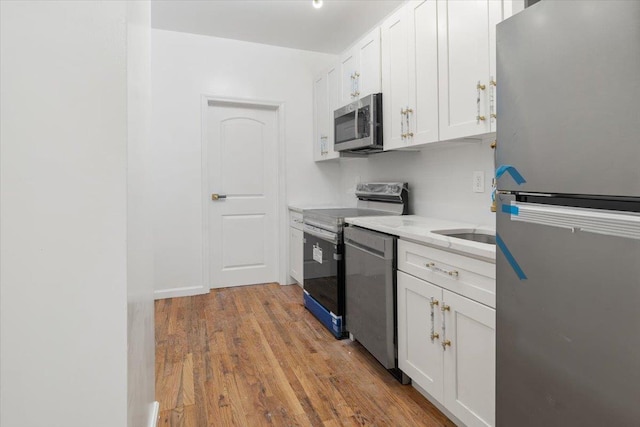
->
[156,283,456,427]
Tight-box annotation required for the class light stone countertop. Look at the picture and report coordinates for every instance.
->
[345,215,496,262]
[288,203,344,214]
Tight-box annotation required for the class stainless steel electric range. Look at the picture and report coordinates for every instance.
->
[302,182,408,339]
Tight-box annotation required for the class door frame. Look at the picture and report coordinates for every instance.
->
[200,95,287,290]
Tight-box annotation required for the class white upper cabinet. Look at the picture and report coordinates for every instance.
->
[357,28,382,99]
[339,28,382,106]
[340,49,358,104]
[317,0,514,157]
[382,0,439,151]
[437,0,503,141]
[408,0,439,145]
[313,67,340,162]
[327,64,340,117]
[381,7,410,150]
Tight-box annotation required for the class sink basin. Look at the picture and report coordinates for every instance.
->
[432,229,496,245]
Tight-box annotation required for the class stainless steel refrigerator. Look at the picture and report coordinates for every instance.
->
[495,2,640,426]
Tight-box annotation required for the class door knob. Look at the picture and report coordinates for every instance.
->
[211,193,227,201]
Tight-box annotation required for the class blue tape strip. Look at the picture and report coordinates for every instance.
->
[501,204,519,215]
[496,233,527,280]
[496,165,526,185]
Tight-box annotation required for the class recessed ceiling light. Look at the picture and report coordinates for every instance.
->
[312,0,323,9]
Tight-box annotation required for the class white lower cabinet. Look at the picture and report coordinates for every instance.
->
[398,258,495,427]
[398,271,444,401]
[289,210,304,284]
[442,290,495,427]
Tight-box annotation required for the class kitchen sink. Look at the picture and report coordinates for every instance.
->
[432,229,496,245]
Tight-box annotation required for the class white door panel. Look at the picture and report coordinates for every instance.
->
[340,50,357,105]
[438,0,492,140]
[397,271,444,401]
[207,103,278,288]
[357,28,381,97]
[220,118,265,195]
[409,0,439,144]
[381,7,409,151]
[443,290,496,427]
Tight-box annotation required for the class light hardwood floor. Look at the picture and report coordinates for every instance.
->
[155,283,456,427]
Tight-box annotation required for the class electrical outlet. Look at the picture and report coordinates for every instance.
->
[473,171,485,193]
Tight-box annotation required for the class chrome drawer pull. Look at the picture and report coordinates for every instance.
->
[425,262,460,278]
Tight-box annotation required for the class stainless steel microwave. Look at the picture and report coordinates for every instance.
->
[334,93,383,153]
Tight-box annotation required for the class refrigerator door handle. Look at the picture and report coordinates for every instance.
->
[505,202,640,240]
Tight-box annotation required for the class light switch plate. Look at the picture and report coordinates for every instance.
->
[473,171,485,193]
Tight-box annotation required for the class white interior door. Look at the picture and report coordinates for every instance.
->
[206,101,279,288]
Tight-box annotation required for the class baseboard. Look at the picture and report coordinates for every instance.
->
[148,401,159,427]
[154,286,209,300]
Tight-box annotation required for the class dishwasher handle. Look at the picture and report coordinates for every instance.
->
[344,226,395,259]
[345,239,387,260]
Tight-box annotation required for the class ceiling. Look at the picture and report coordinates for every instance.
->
[151,0,404,54]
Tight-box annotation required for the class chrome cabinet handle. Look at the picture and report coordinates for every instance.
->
[354,72,360,97]
[405,106,413,138]
[319,135,328,155]
[401,108,406,139]
[430,297,439,342]
[490,77,497,122]
[425,262,460,278]
[350,72,360,98]
[441,304,451,350]
[477,80,485,124]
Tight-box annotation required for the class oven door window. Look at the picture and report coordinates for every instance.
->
[303,232,341,315]
[356,105,370,139]
[335,111,356,144]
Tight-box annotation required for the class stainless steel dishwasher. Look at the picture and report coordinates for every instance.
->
[344,225,409,384]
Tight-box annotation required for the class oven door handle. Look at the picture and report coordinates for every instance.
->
[303,224,338,244]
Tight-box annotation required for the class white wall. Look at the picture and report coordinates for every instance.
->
[151,29,339,297]
[1,2,155,426]
[339,139,497,226]
[127,2,157,427]
[0,1,128,426]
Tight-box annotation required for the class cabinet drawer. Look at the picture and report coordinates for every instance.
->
[289,210,304,230]
[398,239,495,308]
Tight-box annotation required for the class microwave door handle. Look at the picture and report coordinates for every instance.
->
[354,107,359,139]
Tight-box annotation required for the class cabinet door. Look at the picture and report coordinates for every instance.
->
[408,0,439,145]
[326,65,341,158]
[488,0,503,132]
[397,271,444,401]
[340,49,358,105]
[313,73,329,162]
[289,227,303,284]
[357,27,381,98]
[442,290,495,427]
[437,0,492,140]
[381,6,410,151]
[313,70,339,162]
